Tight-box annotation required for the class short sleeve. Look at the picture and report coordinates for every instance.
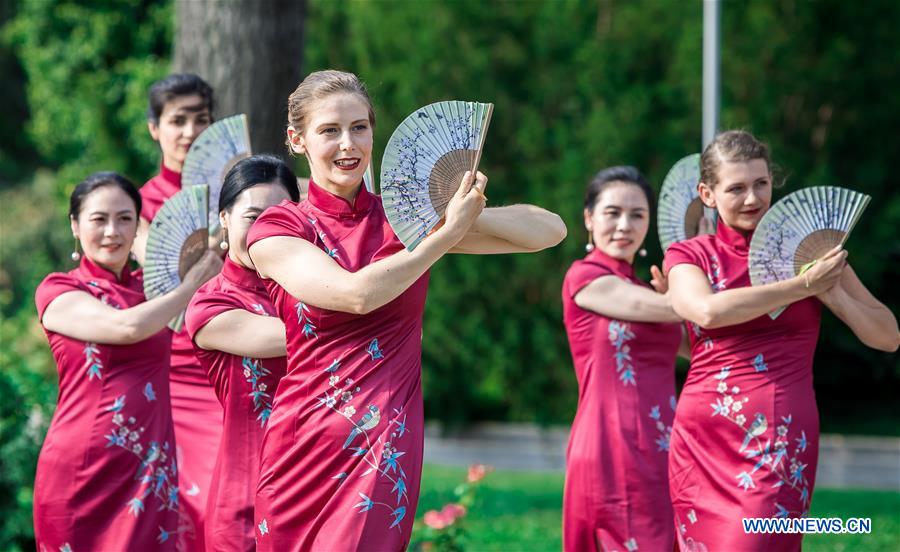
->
[184,289,246,341]
[246,201,314,250]
[563,260,615,300]
[663,240,705,275]
[35,273,86,321]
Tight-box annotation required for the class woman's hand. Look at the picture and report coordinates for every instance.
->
[442,171,487,241]
[182,250,224,290]
[798,246,846,296]
[650,265,668,294]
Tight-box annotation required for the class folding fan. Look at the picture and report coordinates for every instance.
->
[749,185,870,319]
[657,153,717,252]
[182,114,252,232]
[362,161,375,194]
[380,100,494,250]
[143,185,210,331]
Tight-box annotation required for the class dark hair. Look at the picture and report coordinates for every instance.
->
[69,172,142,219]
[583,165,655,215]
[147,73,214,123]
[286,70,375,153]
[219,154,300,212]
[701,130,771,188]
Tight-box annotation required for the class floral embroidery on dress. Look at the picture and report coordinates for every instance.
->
[100,394,181,537]
[623,537,638,551]
[313,338,409,530]
[83,343,103,380]
[608,321,636,385]
[708,361,812,515]
[295,301,317,339]
[258,518,269,536]
[649,395,677,452]
[244,357,274,427]
[707,255,728,292]
[143,382,156,402]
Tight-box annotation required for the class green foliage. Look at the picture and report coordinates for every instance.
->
[2,0,172,192]
[303,0,899,427]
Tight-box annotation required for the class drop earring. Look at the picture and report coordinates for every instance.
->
[585,231,595,253]
[70,237,82,262]
[219,231,229,251]
[638,248,647,258]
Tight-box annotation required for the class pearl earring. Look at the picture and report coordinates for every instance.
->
[638,248,647,258]
[70,237,81,262]
[585,231,595,253]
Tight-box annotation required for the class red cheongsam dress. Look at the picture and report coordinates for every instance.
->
[561,248,681,552]
[34,257,181,550]
[141,165,223,550]
[185,256,287,551]
[664,221,822,551]
[246,180,428,551]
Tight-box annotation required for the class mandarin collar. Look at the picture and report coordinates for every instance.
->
[222,255,265,291]
[586,248,635,279]
[715,220,752,254]
[78,256,132,285]
[159,164,182,187]
[307,179,373,218]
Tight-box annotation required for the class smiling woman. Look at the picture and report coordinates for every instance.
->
[245,69,566,552]
[663,130,898,551]
[32,172,220,551]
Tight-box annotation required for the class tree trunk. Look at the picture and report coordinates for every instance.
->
[174,0,306,157]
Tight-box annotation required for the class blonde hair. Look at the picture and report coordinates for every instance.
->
[285,70,376,152]
[700,130,771,188]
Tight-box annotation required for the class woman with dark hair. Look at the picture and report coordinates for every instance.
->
[561,166,684,552]
[184,154,298,551]
[131,72,221,549]
[246,70,567,551]
[33,172,220,551]
[664,130,898,550]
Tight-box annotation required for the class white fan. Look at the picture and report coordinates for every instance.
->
[749,185,870,319]
[143,185,210,331]
[182,114,252,232]
[380,100,494,250]
[657,153,716,252]
[363,161,375,194]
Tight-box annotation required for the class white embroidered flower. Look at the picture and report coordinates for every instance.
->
[129,431,139,442]
[160,453,167,462]
[735,414,747,426]
[329,375,340,386]
[112,413,124,425]
[775,440,786,449]
[777,425,788,436]
[345,378,354,386]
[325,394,337,408]
[717,381,728,393]
[343,406,356,418]
[723,396,734,407]
[656,421,665,431]
[128,417,136,424]
[341,391,352,402]
[243,367,251,378]
[731,401,743,412]
[132,444,142,454]
[259,383,267,392]
[731,386,740,394]
[119,426,130,437]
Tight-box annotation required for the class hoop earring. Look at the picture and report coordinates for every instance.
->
[585,231,595,253]
[70,237,82,262]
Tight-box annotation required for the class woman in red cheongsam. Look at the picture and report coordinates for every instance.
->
[185,154,299,551]
[34,172,220,551]
[131,73,222,549]
[246,70,567,551]
[665,130,898,551]
[561,166,687,552]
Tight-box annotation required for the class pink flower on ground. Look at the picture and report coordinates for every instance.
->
[423,510,449,530]
[441,503,467,522]
[467,463,493,483]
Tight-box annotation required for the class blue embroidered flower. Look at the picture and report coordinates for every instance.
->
[354,492,375,513]
[258,518,269,536]
[143,382,156,402]
[390,506,406,529]
[367,338,383,360]
[83,343,103,380]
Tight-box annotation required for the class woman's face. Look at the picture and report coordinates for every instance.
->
[584,182,649,263]
[220,182,293,268]
[699,159,772,233]
[148,94,212,172]
[70,186,138,276]
[288,93,373,199]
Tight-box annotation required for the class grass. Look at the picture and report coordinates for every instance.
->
[415,464,900,551]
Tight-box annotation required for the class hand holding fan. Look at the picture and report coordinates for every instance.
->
[182,114,252,232]
[143,185,210,331]
[380,100,494,250]
[748,185,870,319]
[657,153,717,252]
